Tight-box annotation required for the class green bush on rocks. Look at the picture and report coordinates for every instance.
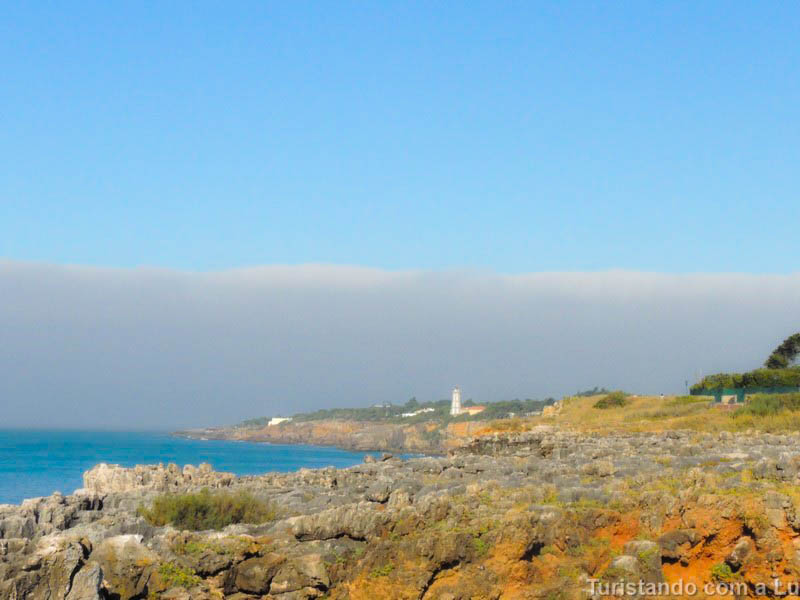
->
[138,489,277,531]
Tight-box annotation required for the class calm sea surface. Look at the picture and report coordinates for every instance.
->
[0,430,374,505]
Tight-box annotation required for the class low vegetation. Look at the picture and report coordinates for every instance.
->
[536,393,800,434]
[593,391,628,409]
[241,396,556,427]
[692,332,800,393]
[692,366,800,392]
[369,563,395,578]
[156,563,202,589]
[139,489,277,531]
[710,562,735,582]
[733,393,800,417]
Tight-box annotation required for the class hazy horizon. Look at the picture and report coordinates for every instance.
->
[2,260,798,429]
[2,4,799,429]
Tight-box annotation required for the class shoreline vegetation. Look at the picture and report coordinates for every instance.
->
[240,395,556,427]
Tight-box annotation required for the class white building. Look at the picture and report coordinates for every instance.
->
[450,386,462,416]
[401,407,435,418]
[268,417,292,426]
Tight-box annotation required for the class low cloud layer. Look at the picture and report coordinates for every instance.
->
[1,261,798,429]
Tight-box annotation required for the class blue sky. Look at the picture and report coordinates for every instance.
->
[2,2,798,273]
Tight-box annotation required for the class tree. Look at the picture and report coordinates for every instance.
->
[765,333,800,369]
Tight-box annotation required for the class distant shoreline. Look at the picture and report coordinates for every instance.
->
[0,430,372,506]
[172,417,480,455]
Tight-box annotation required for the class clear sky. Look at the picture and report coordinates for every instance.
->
[2,2,798,273]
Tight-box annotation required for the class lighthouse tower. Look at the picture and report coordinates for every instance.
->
[450,386,462,416]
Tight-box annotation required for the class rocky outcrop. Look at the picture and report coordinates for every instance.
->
[6,429,800,598]
[81,462,235,494]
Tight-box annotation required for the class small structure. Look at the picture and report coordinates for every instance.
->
[401,407,435,418]
[463,405,486,416]
[450,387,462,416]
[268,417,292,426]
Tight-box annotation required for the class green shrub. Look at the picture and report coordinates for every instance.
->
[710,562,734,582]
[473,536,489,557]
[139,489,277,531]
[369,564,395,578]
[692,367,800,393]
[593,391,628,409]
[157,562,202,588]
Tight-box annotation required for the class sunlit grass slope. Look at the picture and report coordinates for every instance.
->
[488,393,800,434]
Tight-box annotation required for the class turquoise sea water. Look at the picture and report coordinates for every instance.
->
[0,430,373,505]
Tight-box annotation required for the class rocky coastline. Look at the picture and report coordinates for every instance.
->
[5,426,800,598]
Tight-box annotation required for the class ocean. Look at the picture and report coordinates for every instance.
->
[0,430,374,505]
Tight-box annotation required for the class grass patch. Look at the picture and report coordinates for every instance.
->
[666,395,711,406]
[734,393,800,417]
[528,392,800,434]
[139,489,277,531]
[369,564,395,578]
[488,417,526,432]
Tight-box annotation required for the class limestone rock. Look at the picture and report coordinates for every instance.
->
[91,535,158,600]
[82,463,234,494]
[65,562,103,600]
[726,537,754,570]
[225,553,285,595]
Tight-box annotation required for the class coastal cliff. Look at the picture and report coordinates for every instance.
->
[179,419,490,454]
[5,425,800,598]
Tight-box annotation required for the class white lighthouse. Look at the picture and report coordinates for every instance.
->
[450,386,462,416]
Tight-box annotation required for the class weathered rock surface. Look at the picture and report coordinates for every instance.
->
[82,462,235,494]
[4,427,800,598]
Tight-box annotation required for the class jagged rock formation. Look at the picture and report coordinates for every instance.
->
[5,427,800,597]
[81,462,235,494]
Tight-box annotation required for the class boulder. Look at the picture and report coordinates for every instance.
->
[364,479,393,503]
[91,535,159,600]
[225,553,285,595]
[726,537,754,570]
[623,540,664,583]
[658,529,699,564]
[288,502,391,541]
[270,554,329,595]
[66,562,104,600]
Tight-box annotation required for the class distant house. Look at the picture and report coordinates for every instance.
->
[463,405,486,416]
[268,417,292,426]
